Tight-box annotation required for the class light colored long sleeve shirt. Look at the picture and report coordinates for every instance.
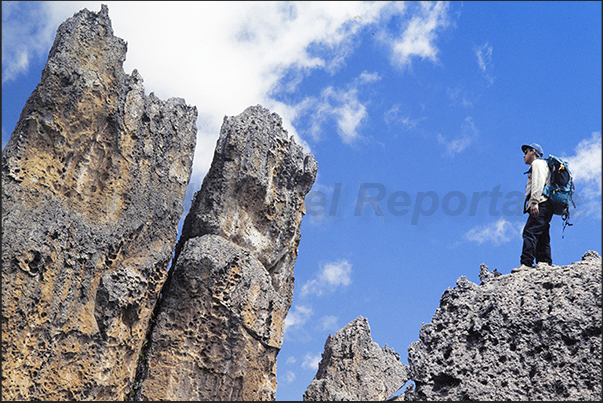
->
[525,158,551,208]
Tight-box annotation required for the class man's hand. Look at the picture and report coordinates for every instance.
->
[530,203,539,218]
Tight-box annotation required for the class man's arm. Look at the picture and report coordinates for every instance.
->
[528,159,549,216]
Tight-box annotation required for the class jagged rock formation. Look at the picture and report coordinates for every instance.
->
[1,5,197,401]
[303,316,409,401]
[306,252,602,401]
[405,252,602,401]
[133,105,318,400]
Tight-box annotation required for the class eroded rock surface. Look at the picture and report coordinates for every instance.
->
[135,105,317,400]
[304,316,409,401]
[1,5,197,400]
[306,253,601,401]
[406,251,602,401]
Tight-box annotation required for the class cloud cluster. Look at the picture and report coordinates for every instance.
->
[2,1,453,183]
[391,1,451,68]
[437,116,479,156]
[464,218,522,246]
[564,132,602,218]
[1,2,57,83]
[299,259,352,297]
[300,72,380,144]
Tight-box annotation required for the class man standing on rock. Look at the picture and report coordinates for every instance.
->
[513,143,553,273]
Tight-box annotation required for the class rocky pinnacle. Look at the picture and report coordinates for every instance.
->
[1,5,197,400]
[134,105,318,400]
[303,316,409,401]
[405,252,602,401]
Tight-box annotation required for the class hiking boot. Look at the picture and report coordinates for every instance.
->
[511,264,533,273]
[535,261,552,269]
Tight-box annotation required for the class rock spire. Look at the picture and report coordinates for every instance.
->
[2,5,197,400]
[303,316,409,401]
[133,105,317,400]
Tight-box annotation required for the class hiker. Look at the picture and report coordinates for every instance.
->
[514,143,553,273]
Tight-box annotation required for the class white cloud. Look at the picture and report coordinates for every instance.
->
[2,2,453,183]
[437,116,479,156]
[475,42,495,85]
[390,1,451,68]
[1,2,57,83]
[384,104,424,131]
[300,259,352,297]
[465,218,523,245]
[282,370,296,384]
[297,71,380,144]
[320,260,353,287]
[327,86,368,143]
[95,1,395,182]
[302,352,322,371]
[564,132,602,218]
[318,315,339,332]
[284,304,313,331]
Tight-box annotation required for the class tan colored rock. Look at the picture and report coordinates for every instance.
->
[1,5,196,400]
[177,105,318,308]
[136,234,286,400]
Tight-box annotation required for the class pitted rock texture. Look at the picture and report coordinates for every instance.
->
[303,316,409,401]
[177,104,318,308]
[1,5,197,401]
[405,251,602,401]
[135,105,317,400]
[135,235,288,400]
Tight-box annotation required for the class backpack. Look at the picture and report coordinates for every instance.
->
[542,155,575,236]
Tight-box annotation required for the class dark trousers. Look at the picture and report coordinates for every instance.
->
[521,200,554,266]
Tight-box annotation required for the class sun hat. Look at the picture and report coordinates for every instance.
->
[521,143,543,157]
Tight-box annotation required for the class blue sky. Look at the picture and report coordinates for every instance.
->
[2,1,601,400]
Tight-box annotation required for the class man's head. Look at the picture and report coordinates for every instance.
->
[522,143,543,165]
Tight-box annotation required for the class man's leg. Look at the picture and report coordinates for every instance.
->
[521,216,538,267]
[535,202,554,264]
[535,224,552,264]
[521,203,550,266]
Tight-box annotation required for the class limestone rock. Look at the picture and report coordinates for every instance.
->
[135,105,317,400]
[135,234,287,400]
[303,316,409,401]
[406,251,602,401]
[177,105,318,307]
[1,5,197,401]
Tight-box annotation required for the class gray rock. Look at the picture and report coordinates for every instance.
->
[406,253,602,401]
[136,105,317,400]
[479,263,502,284]
[304,316,409,401]
[136,235,288,400]
[1,5,196,400]
[177,105,318,306]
